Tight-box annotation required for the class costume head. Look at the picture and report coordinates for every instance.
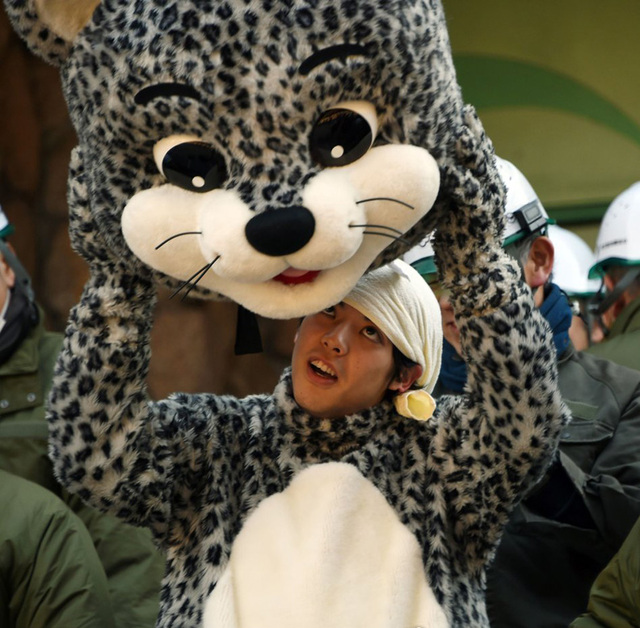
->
[345,260,442,420]
[4,0,502,319]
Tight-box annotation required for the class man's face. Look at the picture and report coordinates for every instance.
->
[291,303,397,418]
[0,254,15,311]
[438,293,462,355]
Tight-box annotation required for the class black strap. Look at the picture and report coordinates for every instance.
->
[234,305,263,355]
[594,266,640,315]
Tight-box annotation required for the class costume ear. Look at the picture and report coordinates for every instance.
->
[4,0,100,65]
[35,0,100,42]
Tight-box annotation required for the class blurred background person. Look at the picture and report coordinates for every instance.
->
[547,224,600,351]
[570,513,640,628]
[0,469,116,628]
[0,206,165,628]
[586,182,640,371]
[407,158,640,628]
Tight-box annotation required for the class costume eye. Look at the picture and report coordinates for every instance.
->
[309,101,378,168]
[153,135,228,193]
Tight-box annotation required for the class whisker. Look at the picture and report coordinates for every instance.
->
[155,231,203,250]
[170,265,209,300]
[170,256,220,300]
[181,257,220,301]
[356,197,414,210]
[350,223,405,236]
[362,230,411,246]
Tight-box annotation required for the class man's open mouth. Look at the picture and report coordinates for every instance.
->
[272,268,321,285]
[309,360,337,379]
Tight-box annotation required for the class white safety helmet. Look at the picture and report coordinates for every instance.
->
[0,205,14,239]
[403,234,437,281]
[495,157,552,246]
[0,204,35,309]
[589,181,640,278]
[547,225,600,297]
[406,157,552,279]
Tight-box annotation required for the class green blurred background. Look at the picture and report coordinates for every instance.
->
[444,0,640,246]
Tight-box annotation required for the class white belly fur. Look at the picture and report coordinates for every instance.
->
[203,462,449,628]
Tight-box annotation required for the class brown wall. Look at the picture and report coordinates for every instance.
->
[0,7,297,400]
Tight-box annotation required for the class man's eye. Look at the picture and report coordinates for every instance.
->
[322,306,336,316]
[309,107,375,168]
[154,136,228,193]
[363,326,380,340]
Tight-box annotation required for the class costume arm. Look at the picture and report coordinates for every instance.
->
[432,106,569,562]
[47,150,248,545]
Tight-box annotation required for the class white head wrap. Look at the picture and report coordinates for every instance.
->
[343,260,443,421]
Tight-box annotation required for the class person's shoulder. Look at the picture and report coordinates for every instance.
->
[0,470,73,529]
[30,314,64,358]
[584,333,640,375]
[568,347,640,397]
[40,328,63,349]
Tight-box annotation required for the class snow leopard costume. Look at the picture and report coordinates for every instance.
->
[3,1,569,626]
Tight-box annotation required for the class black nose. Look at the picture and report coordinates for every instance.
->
[245,206,315,256]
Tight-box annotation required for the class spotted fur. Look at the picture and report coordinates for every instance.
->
[45,114,569,626]
[46,267,566,626]
[4,1,569,625]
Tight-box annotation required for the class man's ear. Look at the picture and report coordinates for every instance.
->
[523,236,554,289]
[0,255,16,289]
[388,364,423,394]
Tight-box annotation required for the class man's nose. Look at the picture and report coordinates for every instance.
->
[322,323,349,354]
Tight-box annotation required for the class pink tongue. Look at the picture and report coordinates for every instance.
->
[273,268,321,285]
[280,268,311,278]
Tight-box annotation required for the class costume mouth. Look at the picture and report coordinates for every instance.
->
[272,267,321,285]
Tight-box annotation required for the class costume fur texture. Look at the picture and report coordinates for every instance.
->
[4,3,571,627]
[37,102,569,627]
[4,0,502,318]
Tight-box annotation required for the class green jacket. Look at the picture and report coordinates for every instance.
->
[485,343,640,628]
[571,515,640,627]
[586,295,640,372]
[0,316,165,628]
[0,469,116,628]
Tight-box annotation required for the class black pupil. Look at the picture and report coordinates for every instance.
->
[309,108,373,167]
[162,142,228,192]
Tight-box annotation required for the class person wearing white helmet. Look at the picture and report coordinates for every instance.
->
[408,158,640,628]
[586,182,640,370]
[547,224,601,350]
[0,204,165,628]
